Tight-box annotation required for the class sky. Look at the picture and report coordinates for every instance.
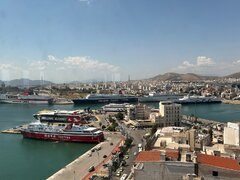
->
[1,0,240,82]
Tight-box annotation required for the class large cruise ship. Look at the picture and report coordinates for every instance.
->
[139,92,184,102]
[72,94,138,104]
[173,95,222,104]
[0,93,53,104]
[20,121,104,143]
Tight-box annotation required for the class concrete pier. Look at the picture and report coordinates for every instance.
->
[47,132,124,180]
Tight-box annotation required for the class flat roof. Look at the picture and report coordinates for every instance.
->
[135,151,161,162]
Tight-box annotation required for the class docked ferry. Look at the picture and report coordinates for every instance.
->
[33,109,90,123]
[102,103,133,112]
[0,93,53,104]
[139,92,184,102]
[72,94,138,104]
[20,122,104,143]
[173,95,222,104]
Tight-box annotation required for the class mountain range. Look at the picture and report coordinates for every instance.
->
[149,72,240,81]
[1,72,240,87]
[1,79,52,87]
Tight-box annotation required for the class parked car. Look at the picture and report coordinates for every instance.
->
[116,172,121,177]
[119,167,123,172]
[96,146,101,151]
[91,149,95,152]
[88,166,95,172]
[103,163,108,168]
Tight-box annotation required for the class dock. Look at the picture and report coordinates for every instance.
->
[47,132,124,180]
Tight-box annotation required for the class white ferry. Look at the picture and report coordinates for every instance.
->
[139,92,184,102]
[174,95,222,104]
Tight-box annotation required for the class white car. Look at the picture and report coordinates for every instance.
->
[119,167,123,172]
[116,172,121,177]
[96,146,101,151]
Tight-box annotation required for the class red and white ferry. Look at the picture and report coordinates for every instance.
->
[33,109,90,123]
[21,122,104,143]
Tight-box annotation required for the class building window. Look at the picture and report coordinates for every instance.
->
[212,171,218,176]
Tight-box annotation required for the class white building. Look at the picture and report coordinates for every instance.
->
[224,122,240,146]
[159,101,182,127]
[128,104,151,120]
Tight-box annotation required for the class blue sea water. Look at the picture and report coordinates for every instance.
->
[0,102,240,179]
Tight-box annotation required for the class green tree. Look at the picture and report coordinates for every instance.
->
[115,112,124,120]
[109,115,114,123]
[124,138,133,148]
[151,124,158,136]
[209,127,213,142]
[106,125,116,131]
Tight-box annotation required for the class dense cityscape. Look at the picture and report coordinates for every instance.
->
[1,73,240,179]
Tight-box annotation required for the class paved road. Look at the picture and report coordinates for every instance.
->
[112,122,149,179]
[93,114,109,127]
[48,133,122,180]
[94,114,150,179]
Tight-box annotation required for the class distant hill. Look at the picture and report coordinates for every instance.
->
[224,72,240,79]
[149,72,219,81]
[3,79,53,87]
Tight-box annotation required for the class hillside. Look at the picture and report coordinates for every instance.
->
[224,72,240,79]
[150,72,218,81]
[4,79,53,87]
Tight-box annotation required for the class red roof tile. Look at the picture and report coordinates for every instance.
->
[197,153,240,171]
[166,150,179,159]
[135,151,161,162]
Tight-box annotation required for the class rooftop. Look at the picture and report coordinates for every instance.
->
[135,151,161,162]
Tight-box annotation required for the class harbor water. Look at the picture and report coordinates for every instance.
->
[1,103,240,180]
[146,102,240,122]
[0,104,101,180]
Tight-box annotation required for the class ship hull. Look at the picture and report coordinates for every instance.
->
[0,94,53,104]
[174,100,222,104]
[21,131,104,143]
[72,98,138,104]
[139,96,183,102]
[0,100,51,104]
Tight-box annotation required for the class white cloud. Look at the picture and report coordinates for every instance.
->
[77,0,91,5]
[178,56,215,69]
[0,63,23,81]
[177,56,215,70]
[178,61,194,69]
[0,55,120,82]
[233,60,240,64]
[174,56,240,75]
[196,56,215,66]
[62,56,119,72]
[0,63,21,71]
